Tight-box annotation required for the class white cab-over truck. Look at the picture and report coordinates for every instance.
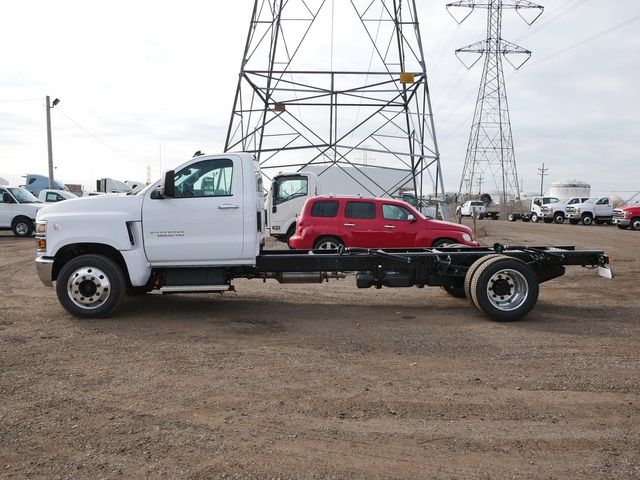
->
[35,153,612,322]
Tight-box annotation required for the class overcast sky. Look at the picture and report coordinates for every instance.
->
[1,0,638,197]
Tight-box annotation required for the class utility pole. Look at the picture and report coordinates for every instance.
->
[45,96,60,189]
[477,174,484,195]
[537,162,548,195]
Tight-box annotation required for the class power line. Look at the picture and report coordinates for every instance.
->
[515,0,590,43]
[55,108,143,167]
[530,14,640,66]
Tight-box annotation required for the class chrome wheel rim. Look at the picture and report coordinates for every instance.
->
[486,269,528,312]
[66,267,111,309]
[632,220,640,231]
[317,240,340,250]
[15,222,29,235]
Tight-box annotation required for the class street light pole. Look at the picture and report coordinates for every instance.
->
[45,96,60,189]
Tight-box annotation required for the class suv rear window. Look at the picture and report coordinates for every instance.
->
[346,201,376,219]
[310,200,339,217]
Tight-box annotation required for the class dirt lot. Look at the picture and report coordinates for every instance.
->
[1,221,639,479]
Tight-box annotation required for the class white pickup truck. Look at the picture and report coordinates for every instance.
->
[456,201,499,220]
[530,196,589,224]
[34,153,611,322]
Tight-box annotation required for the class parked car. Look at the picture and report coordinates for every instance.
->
[612,203,640,230]
[0,186,45,237]
[38,189,78,203]
[289,196,480,250]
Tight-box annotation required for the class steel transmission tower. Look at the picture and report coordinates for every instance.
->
[225,0,444,209]
[447,0,543,205]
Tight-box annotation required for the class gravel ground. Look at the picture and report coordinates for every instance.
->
[1,220,639,479]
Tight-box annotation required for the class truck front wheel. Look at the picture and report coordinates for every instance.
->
[554,212,565,224]
[531,213,539,223]
[581,214,593,226]
[56,254,126,318]
[631,218,640,231]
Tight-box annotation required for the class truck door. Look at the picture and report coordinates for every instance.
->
[595,197,610,217]
[142,157,244,264]
[268,174,309,235]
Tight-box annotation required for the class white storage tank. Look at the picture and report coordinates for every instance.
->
[549,180,590,199]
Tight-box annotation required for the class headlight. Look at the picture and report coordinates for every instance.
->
[462,233,472,242]
[623,212,630,218]
[36,221,47,252]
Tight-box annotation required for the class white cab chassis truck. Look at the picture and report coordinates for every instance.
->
[35,153,612,322]
[565,197,614,226]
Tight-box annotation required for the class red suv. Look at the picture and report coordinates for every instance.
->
[288,196,479,250]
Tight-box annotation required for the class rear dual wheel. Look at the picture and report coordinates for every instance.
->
[465,255,539,322]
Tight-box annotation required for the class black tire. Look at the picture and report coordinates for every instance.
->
[313,236,343,251]
[531,213,539,223]
[521,216,531,223]
[464,254,504,309]
[631,218,640,231]
[594,219,604,225]
[56,254,126,318]
[469,256,539,322]
[432,238,458,248]
[617,225,628,230]
[543,217,553,224]
[11,217,33,237]
[581,214,593,226]
[441,284,467,298]
[508,213,517,222]
[553,213,565,224]
[569,219,579,225]
[285,223,296,243]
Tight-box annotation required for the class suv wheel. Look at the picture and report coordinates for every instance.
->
[313,237,343,251]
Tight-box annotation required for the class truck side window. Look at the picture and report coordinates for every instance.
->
[174,159,233,198]
[273,176,308,205]
[310,200,339,217]
[382,204,411,221]
[346,201,376,219]
[46,192,58,202]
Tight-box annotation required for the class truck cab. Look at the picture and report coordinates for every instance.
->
[35,153,264,300]
[38,189,78,203]
[613,202,640,230]
[266,172,319,242]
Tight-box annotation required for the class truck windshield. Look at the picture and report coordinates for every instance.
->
[274,176,308,205]
[585,198,598,204]
[8,187,39,203]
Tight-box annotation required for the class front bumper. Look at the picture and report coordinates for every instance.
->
[35,257,54,287]
[566,212,581,219]
[612,218,630,226]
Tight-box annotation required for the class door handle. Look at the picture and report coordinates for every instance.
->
[383,225,396,229]
[218,204,239,209]
[344,223,355,227]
